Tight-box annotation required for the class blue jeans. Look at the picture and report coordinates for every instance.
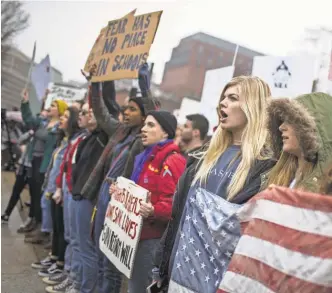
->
[41,191,52,233]
[65,192,82,288]
[62,182,72,273]
[77,198,98,293]
[94,181,122,293]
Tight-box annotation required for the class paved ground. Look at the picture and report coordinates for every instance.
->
[1,171,129,293]
[1,171,47,293]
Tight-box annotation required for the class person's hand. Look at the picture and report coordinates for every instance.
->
[28,129,34,136]
[105,203,113,218]
[52,189,62,204]
[139,192,154,218]
[81,64,97,81]
[109,183,118,196]
[21,88,29,102]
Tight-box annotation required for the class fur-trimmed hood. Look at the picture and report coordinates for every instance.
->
[267,92,332,190]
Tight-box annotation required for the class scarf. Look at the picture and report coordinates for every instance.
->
[131,139,173,183]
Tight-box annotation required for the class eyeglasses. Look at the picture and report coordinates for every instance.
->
[79,110,88,116]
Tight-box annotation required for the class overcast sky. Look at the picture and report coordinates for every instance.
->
[15,0,332,84]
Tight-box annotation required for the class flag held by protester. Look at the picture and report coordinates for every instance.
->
[168,187,242,293]
[218,186,332,293]
[31,55,51,102]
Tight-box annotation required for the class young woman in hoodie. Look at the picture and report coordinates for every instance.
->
[265,92,332,192]
[158,76,275,293]
[120,110,186,293]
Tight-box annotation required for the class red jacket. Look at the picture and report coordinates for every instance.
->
[137,142,186,240]
[56,134,84,193]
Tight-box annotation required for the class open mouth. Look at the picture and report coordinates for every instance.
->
[220,110,228,121]
[282,135,289,141]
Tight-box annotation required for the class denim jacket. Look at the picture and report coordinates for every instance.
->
[43,139,68,195]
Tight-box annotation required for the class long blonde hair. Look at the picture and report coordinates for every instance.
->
[193,76,272,200]
[265,151,314,188]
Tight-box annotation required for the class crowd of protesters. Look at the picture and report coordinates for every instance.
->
[1,62,332,293]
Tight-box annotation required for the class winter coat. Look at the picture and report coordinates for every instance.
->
[21,101,58,173]
[267,92,332,192]
[71,127,108,198]
[136,141,186,241]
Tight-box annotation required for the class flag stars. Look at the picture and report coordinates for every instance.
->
[189,237,195,244]
[190,268,196,276]
[201,262,206,269]
[176,263,181,269]
[204,243,210,250]
[185,215,191,222]
[193,218,198,225]
[227,221,235,229]
[198,231,204,238]
[216,240,221,247]
[180,232,185,239]
[182,244,187,251]
[185,256,190,263]
[214,268,220,275]
[221,230,227,237]
[190,197,195,203]
[221,260,226,267]
[225,251,232,258]
[215,249,219,256]
[205,275,210,283]
[195,249,201,257]
[209,255,215,263]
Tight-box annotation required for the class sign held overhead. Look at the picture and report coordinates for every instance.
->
[84,9,162,82]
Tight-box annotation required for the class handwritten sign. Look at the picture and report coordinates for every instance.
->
[45,84,87,109]
[99,176,148,279]
[84,9,162,82]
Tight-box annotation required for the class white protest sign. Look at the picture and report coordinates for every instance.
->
[177,97,201,125]
[200,66,234,135]
[252,55,316,98]
[45,83,87,109]
[99,176,148,279]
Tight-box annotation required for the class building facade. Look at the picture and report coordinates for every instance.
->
[160,32,264,100]
[1,46,63,111]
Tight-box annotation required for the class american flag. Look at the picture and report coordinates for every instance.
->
[218,186,332,293]
[168,187,242,293]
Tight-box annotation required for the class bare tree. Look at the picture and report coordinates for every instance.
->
[1,1,29,57]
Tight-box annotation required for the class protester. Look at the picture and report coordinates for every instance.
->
[20,89,68,234]
[156,76,276,293]
[61,102,109,293]
[116,110,185,293]
[76,62,157,293]
[265,92,332,192]
[179,114,209,156]
[1,129,35,223]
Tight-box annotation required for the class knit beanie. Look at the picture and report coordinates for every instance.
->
[148,110,177,139]
[54,100,68,116]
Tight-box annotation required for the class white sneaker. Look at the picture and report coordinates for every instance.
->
[65,284,80,293]
[20,217,32,228]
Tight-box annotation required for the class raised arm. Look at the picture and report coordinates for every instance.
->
[20,89,40,129]
[90,81,120,137]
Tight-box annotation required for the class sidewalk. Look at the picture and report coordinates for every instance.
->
[1,171,46,293]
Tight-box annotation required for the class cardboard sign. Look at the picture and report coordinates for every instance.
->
[99,176,148,279]
[84,9,162,82]
[45,83,87,109]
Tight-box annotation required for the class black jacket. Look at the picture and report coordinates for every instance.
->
[153,148,276,283]
[71,127,108,198]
